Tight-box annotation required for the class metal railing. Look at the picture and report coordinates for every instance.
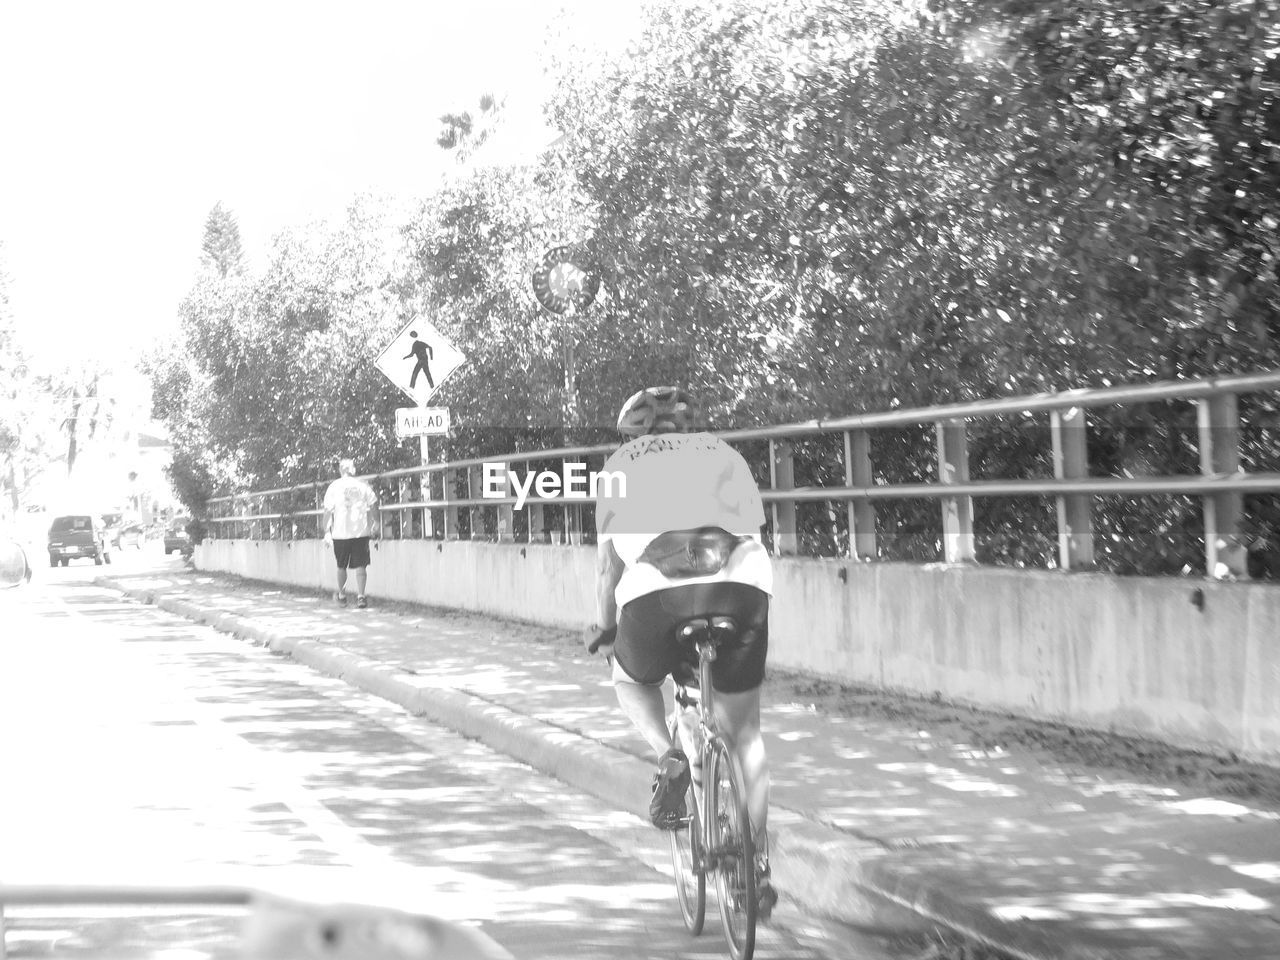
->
[206,369,1280,578]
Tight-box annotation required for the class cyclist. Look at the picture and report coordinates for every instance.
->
[586,386,777,917]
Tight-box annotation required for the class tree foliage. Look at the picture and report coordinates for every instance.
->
[0,246,74,516]
[541,0,1280,570]
[201,202,246,279]
[149,0,1280,573]
[0,246,29,515]
[151,197,414,519]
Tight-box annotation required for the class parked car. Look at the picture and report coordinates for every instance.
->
[117,523,146,549]
[47,514,111,566]
[164,523,191,555]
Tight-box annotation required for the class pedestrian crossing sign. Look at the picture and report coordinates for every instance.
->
[375,317,466,405]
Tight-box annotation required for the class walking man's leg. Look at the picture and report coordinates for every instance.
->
[352,538,371,608]
[332,540,350,603]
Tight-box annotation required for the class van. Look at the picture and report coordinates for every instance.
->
[47,514,111,567]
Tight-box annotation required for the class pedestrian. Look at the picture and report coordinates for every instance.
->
[322,458,380,608]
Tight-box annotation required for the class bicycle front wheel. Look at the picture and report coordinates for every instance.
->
[709,738,756,960]
[668,720,705,933]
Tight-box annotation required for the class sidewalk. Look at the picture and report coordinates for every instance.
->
[97,571,1280,960]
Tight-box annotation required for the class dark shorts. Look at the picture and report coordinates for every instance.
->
[614,582,769,694]
[333,537,371,570]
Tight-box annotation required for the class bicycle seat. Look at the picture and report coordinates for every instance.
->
[676,616,740,646]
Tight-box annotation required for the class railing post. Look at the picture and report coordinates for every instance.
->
[1198,393,1247,578]
[1050,407,1095,570]
[528,503,547,543]
[770,439,798,556]
[443,468,460,540]
[527,462,548,543]
[394,476,405,539]
[563,459,582,546]
[493,461,515,541]
[467,465,484,540]
[936,419,975,563]
[844,429,877,560]
[418,437,434,539]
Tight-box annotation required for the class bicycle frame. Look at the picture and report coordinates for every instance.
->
[684,638,721,868]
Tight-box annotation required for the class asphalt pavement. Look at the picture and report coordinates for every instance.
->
[95,570,1280,960]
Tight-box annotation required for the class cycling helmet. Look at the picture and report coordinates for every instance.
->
[616,386,702,437]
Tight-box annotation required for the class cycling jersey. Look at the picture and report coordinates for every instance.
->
[596,432,773,609]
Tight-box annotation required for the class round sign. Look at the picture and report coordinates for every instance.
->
[532,245,601,314]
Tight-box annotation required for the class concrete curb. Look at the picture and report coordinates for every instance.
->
[103,578,1070,958]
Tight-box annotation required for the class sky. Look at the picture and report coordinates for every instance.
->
[0,0,642,370]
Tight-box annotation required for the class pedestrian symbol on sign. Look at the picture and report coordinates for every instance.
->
[404,331,434,390]
[375,317,466,406]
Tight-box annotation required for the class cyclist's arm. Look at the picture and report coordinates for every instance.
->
[595,537,624,629]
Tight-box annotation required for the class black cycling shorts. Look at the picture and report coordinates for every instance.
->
[332,537,371,570]
[614,581,769,694]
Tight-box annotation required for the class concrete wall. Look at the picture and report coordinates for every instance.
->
[196,538,1280,765]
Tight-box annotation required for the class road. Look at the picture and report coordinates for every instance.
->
[0,547,927,960]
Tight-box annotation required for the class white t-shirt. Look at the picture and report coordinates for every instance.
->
[323,476,378,539]
[595,432,772,609]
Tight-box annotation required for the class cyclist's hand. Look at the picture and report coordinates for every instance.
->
[584,624,616,657]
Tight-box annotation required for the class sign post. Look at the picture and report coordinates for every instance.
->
[424,433,438,540]
[376,318,466,539]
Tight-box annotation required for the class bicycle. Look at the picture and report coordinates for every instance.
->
[665,614,759,960]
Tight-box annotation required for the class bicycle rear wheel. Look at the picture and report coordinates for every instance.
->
[668,720,705,933]
[709,738,756,960]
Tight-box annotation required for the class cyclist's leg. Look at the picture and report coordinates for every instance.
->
[615,658,691,827]
[614,592,692,827]
[672,684,703,788]
[612,655,672,756]
[710,685,768,844]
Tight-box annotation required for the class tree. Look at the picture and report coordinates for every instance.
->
[538,0,1279,569]
[436,93,502,157]
[150,0,1280,573]
[0,248,67,516]
[201,202,246,279]
[0,245,28,515]
[151,196,413,515]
